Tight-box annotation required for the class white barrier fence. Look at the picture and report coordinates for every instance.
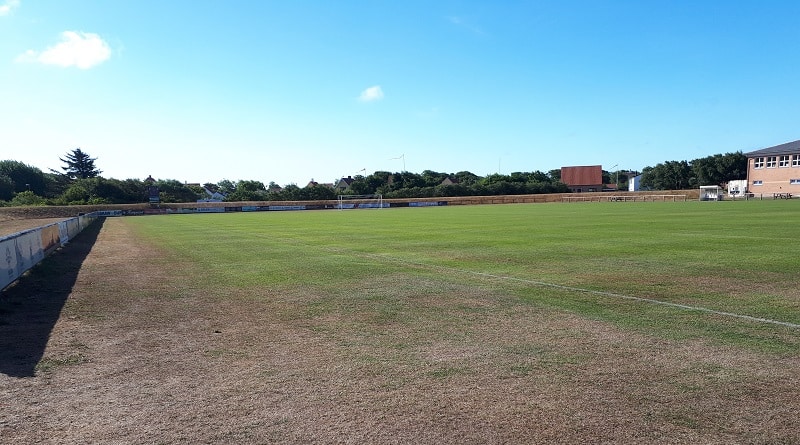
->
[1,213,99,291]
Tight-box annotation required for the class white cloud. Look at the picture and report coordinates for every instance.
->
[17,31,111,69]
[358,85,384,102]
[0,0,20,16]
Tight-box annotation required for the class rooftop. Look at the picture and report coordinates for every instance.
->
[744,139,800,157]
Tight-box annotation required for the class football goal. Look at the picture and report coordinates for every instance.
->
[337,194,387,209]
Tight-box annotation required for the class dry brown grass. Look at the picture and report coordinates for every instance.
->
[1,217,798,444]
[0,217,67,237]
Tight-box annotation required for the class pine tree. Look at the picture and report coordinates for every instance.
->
[57,148,102,180]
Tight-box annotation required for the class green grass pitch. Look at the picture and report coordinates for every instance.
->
[127,200,800,353]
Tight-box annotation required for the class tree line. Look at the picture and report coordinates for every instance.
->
[1,148,747,206]
[640,152,747,190]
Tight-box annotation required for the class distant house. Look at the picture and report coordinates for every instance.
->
[745,139,800,195]
[561,165,603,193]
[441,177,460,186]
[629,175,642,192]
[306,179,333,189]
[199,187,225,202]
[334,176,355,191]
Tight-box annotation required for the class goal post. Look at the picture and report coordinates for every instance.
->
[337,194,386,209]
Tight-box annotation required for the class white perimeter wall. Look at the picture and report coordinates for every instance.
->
[1,214,98,291]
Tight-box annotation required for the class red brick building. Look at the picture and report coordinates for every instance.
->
[561,165,603,193]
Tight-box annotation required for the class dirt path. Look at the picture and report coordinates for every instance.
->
[1,217,798,444]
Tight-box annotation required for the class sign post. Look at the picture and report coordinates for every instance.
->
[145,175,160,207]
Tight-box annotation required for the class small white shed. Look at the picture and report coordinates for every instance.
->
[727,179,748,197]
[699,185,723,201]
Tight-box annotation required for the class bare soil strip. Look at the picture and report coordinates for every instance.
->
[1,218,798,444]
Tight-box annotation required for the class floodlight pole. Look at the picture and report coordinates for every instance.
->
[609,164,618,190]
[391,154,405,172]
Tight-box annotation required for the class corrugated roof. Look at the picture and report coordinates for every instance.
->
[561,165,602,186]
[744,140,800,157]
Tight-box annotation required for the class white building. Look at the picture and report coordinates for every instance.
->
[628,175,642,192]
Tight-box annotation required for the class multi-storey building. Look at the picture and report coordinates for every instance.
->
[745,140,800,196]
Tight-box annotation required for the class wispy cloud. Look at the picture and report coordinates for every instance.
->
[0,0,20,16]
[447,15,485,35]
[358,85,384,102]
[16,31,111,69]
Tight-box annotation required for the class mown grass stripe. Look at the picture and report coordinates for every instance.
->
[320,249,800,330]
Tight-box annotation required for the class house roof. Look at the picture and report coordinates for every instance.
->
[334,176,355,189]
[744,139,800,157]
[561,165,602,186]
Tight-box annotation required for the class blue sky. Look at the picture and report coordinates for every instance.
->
[2,1,799,186]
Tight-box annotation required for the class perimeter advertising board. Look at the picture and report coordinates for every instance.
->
[1,213,98,291]
[1,229,45,290]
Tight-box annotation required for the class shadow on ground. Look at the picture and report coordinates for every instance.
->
[0,219,105,378]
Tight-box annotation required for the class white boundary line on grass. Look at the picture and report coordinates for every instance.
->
[362,253,800,330]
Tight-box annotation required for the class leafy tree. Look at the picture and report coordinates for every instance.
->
[389,171,425,190]
[434,183,470,197]
[641,160,694,190]
[236,180,266,193]
[691,152,747,186]
[481,173,511,185]
[155,179,201,203]
[0,175,13,201]
[527,170,551,183]
[0,160,48,198]
[53,177,146,205]
[421,170,449,187]
[347,175,373,195]
[453,171,480,185]
[10,191,47,206]
[278,184,302,200]
[59,179,94,204]
[302,184,337,201]
[56,148,102,180]
[508,172,529,183]
[216,179,237,195]
[226,180,267,201]
[117,179,148,202]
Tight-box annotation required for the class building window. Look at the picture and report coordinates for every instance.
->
[754,157,765,169]
[766,156,778,168]
[753,180,763,186]
[791,179,800,185]
[793,155,800,167]
[780,155,790,167]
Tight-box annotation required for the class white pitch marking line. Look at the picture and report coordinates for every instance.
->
[361,252,800,330]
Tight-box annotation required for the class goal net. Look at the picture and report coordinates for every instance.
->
[337,194,387,209]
